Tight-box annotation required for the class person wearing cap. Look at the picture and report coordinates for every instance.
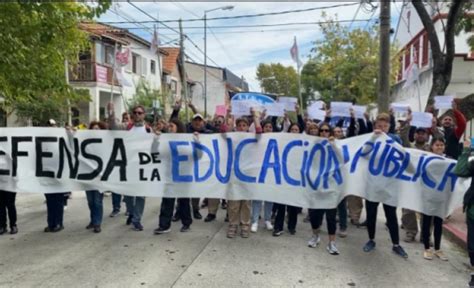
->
[108,102,152,231]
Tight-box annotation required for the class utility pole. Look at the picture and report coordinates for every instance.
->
[179,19,189,121]
[378,0,391,113]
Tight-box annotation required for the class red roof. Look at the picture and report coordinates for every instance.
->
[161,47,180,74]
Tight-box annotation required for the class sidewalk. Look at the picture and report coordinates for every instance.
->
[444,207,467,249]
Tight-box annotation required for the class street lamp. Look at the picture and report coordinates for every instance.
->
[204,5,234,118]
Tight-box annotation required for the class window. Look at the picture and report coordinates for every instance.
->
[150,60,156,74]
[170,80,178,97]
[104,44,115,65]
[141,57,147,76]
[132,53,141,74]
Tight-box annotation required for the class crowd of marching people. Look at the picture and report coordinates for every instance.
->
[0,98,473,284]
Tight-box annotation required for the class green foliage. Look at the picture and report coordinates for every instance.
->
[128,79,165,116]
[302,14,399,105]
[456,2,474,50]
[0,1,111,123]
[256,63,299,97]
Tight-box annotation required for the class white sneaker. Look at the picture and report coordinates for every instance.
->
[327,241,340,255]
[265,221,273,231]
[250,222,258,233]
[307,234,320,248]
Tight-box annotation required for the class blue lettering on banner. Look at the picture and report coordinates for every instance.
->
[421,156,443,189]
[212,139,233,184]
[306,142,326,190]
[169,141,193,182]
[282,140,303,186]
[234,138,258,183]
[437,162,458,192]
[192,142,215,182]
[258,139,281,184]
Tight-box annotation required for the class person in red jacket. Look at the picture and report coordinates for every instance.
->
[435,101,467,159]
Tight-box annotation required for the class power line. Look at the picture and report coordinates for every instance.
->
[185,35,220,67]
[101,3,361,24]
[127,1,180,35]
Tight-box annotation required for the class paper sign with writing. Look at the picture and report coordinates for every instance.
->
[330,102,352,117]
[215,105,227,116]
[264,103,285,117]
[390,103,410,113]
[352,105,367,119]
[307,105,326,121]
[278,97,298,112]
[434,95,454,110]
[411,112,433,128]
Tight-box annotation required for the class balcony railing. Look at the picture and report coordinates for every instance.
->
[69,61,120,86]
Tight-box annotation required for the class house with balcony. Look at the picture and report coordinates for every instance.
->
[392,2,474,136]
[69,22,167,125]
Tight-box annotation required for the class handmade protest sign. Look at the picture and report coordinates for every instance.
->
[330,102,352,117]
[278,97,298,112]
[352,105,367,119]
[411,112,433,128]
[215,105,227,116]
[0,128,469,218]
[263,103,285,117]
[307,105,326,121]
[390,103,410,113]
[434,95,454,110]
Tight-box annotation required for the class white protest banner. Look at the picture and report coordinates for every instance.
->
[0,128,469,218]
[307,105,326,121]
[263,103,285,117]
[330,102,352,117]
[390,103,410,113]
[411,112,433,128]
[352,105,367,119]
[278,97,298,112]
[434,95,454,110]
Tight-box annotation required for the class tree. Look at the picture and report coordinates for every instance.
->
[412,0,467,107]
[256,63,299,97]
[302,14,399,106]
[0,1,111,123]
[128,79,165,121]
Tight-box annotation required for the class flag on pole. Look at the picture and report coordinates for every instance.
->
[290,36,303,68]
[115,48,130,67]
[403,48,420,89]
[151,26,160,54]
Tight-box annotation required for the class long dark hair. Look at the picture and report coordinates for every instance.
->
[169,118,186,133]
[89,121,107,130]
[287,123,302,133]
[318,122,333,137]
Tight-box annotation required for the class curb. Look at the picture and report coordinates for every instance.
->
[443,222,467,250]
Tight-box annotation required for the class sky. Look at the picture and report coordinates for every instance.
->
[98,1,403,92]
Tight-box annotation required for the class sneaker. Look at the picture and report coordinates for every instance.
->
[86,223,94,230]
[109,210,120,218]
[350,219,360,226]
[250,223,258,233]
[51,225,64,233]
[154,227,170,234]
[193,210,202,220]
[327,241,340,255]
[0,227,6,235]
[363,240,376,252]
[126,215,133,225]
[204,214,216,222]
[338,229,348,238]
[132,222,144,231]
[241,225,250,238]
[423,249,433,260]
[404,234,416,243]
[392,245,408,258]
[289,229,296,235]
[273,230,283,237]
[10,226,18,235]
[434,250,448,261]
[307,234,321,248]
[265,221,273,231]
[180,225,190,233]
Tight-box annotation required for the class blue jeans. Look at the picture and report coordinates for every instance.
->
[111,193,121,212]
[338,198,347,230]
[124,196,145,224]
[251,200,273,224]
[86,190,103,226]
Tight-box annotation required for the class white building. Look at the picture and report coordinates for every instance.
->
[68,22,166,125]
[392,2,474,136]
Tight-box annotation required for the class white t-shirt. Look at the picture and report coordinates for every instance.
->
[129,125,148,134]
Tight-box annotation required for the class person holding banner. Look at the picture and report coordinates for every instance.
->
[363,113,408,258]
[250,120,275,233]
[273,122,303,237]
[108,103,151,231]
[0,190,17,235]
[454,139,474,287]
[154,118,193,234]
[227,111,262,239]
[307,123,340,255]
[420,137,449,261]
[84,121,108,234]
